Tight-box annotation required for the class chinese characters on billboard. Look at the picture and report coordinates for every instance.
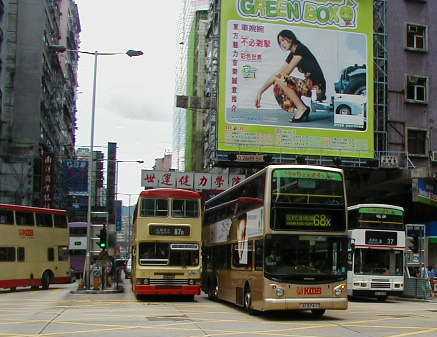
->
[218,0,374,158]
[141,170,245,191]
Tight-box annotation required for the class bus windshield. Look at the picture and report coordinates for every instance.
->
[354,249,403,276]
[138,242,199,267]
[264,235,348,283]
[271,168,344,205]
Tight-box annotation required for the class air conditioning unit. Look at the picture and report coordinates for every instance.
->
[380,155,400,168]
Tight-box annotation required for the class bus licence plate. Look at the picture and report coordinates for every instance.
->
[299,303,321,309]
[375,291,386,296]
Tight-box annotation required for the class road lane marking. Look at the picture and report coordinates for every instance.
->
[383,327,437,337]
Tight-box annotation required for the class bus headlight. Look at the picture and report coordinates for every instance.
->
[275,287,285,297]
[143,278,150,285]
[334,284,346,296]
[360,282,367,288]
[188,279,194,285]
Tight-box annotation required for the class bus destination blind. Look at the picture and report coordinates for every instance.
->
[365,231,397,246]
[149,225,190,236]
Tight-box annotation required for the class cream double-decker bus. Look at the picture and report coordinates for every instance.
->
[132,188,202,299]
[0,204,70,291]
[203,165,349,316]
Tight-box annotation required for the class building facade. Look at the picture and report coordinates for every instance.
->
[0,0,80,208]
[179,1,437,266]
[153,152,172,172]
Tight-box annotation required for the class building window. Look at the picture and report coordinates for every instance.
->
[406,75,428,103]
[407,129,427,156]
[406,24,427,51]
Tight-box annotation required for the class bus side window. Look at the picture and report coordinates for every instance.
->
[17,247,25,262]
[48,248,55,262]
[255,240,263,271]
[58,246,69,261]
[0,210,14,225]
[0,247,16,261]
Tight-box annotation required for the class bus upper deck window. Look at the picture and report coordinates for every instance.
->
[16,212,35,226]
[0,210,14,225]
[141,199,168,217]
[54,215,67,228]
[172,199,199,218]
[37,214,53,227]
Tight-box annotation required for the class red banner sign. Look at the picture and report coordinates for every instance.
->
[19,229,34,237]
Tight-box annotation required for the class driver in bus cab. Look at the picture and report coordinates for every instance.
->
[265,245,281,267]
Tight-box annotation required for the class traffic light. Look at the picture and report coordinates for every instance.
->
[98,226,107,249]
[407,235,419,254]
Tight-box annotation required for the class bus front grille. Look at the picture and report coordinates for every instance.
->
[149,279,189,286]
[371,282,391,289]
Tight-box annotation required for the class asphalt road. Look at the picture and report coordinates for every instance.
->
[0,281,437,337]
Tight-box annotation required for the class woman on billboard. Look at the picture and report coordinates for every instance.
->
[255,30,326,122]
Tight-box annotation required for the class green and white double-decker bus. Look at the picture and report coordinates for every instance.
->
[347,204,405,301]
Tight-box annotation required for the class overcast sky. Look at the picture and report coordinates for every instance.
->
[74,0,181,205]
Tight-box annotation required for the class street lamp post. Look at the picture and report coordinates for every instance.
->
[51,46,143,289]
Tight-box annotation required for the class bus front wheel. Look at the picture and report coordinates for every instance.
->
[244,285,256,315]
[207,276,218,300]
[311,309,326,317]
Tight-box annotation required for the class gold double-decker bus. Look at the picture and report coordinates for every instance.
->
[203,165,349,316]
[0,204,70,291]
[131,188,202,299]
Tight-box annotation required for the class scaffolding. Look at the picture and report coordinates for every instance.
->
[173,0,209,171]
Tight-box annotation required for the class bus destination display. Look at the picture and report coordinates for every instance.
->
[365,230,397,246]
[149,225,190,236]
[273,208,346,232]
[286,214,332,228]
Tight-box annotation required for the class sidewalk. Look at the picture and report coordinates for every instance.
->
[71,284,124,294]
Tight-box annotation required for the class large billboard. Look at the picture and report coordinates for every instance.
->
[63,160,88,196]
[218,0,374,158]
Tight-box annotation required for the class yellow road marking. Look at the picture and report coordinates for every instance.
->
[383,327,437,337]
